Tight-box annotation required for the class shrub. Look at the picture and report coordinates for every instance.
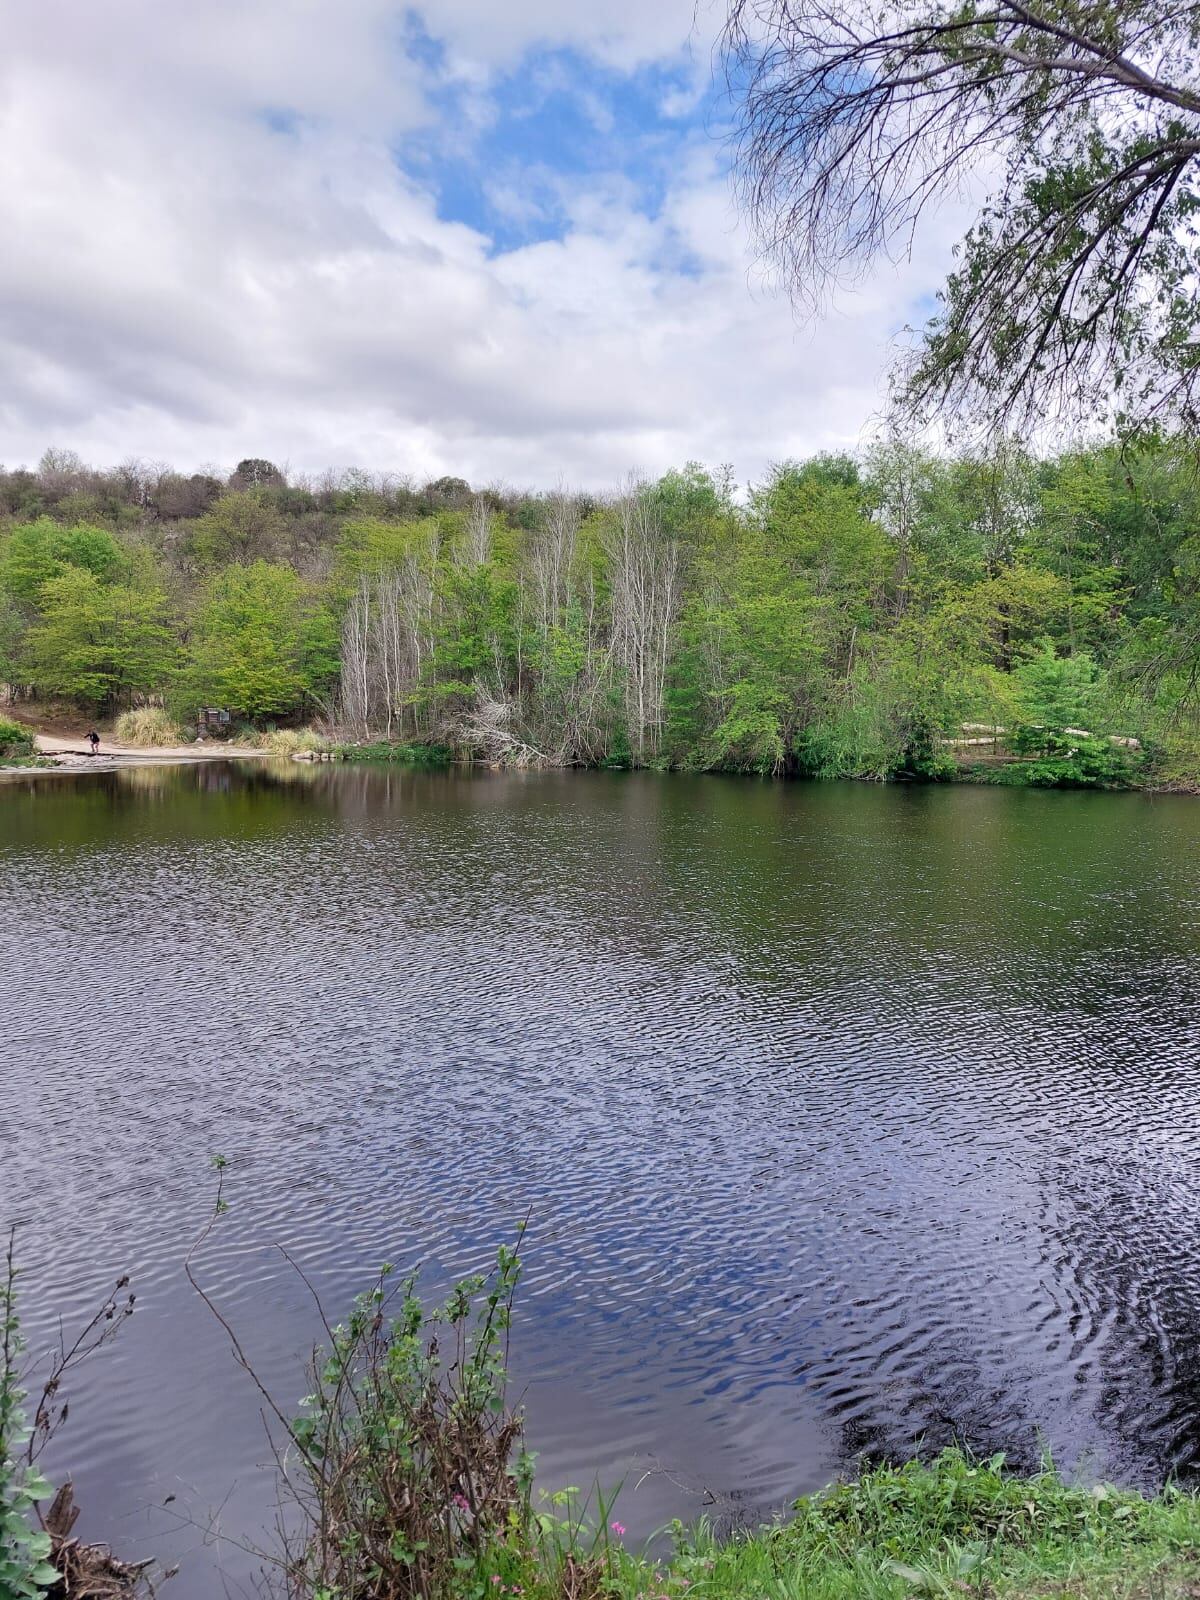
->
[114,707,181,746]
[336,740,452,765]
[258,727,327,755]
[1,1238,57,1599]
[284,1239,534,1600]
[997,724,1141,787]
[0,717,34,758]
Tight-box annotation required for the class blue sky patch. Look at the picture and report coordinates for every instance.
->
[397,37,733,253]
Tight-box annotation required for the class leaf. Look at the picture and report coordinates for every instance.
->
[883,1559,930,1585]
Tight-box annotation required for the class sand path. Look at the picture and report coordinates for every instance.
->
[26,732,268,768]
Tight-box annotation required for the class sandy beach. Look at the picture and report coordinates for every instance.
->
[0,731,270,774]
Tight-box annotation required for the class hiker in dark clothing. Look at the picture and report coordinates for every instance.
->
[87,729,100,756]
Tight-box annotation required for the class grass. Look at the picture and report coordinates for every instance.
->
[0,714,35,758]
[257,726,329,755]
[114,706,182,746]
[515,1452,1200,1600]
[0,754,55,770]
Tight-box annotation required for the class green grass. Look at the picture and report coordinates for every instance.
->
[509,1452,1200,1600]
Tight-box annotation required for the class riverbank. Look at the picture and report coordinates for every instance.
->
[558,1451,1200,1600]
[0,730,269,775]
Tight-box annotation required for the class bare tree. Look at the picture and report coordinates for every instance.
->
[605,481,682,761]
[528,488,581,634]
[462,496,494,569]
[337,531,440,739]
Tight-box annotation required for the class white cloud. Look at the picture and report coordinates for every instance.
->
[0,0,971,489]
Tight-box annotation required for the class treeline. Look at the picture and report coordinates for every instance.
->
[3,442,1200,782]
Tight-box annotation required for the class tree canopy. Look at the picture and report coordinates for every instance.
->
[725,0,1200,437]
[2,444,1200,787]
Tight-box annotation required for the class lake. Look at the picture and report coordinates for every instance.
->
[3,761,1200,1597]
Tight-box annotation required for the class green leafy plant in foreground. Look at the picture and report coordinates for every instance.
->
[1,1234,57,1599]
[281,1233,538,1600]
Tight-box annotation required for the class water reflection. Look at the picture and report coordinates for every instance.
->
[2,764,1200,1599]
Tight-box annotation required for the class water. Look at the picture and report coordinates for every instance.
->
[3,761,1200,1596]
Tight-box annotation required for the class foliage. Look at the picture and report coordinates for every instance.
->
[0,518,127,606]
[0,1235,57,1599]
[20,569,176,710]
[3,442,1200,783]
[725,0,1200,438]
[0,717,34,758]
[995,725,1142,787]
[283,1241,535,1600]
[337,741,454,765]
[113,706,182,746]
[180,561,338,721]
[185,491,288,569]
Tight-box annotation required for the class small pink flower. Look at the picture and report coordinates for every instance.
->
[490,1576,502,1584]
[610,1521,626,1538]
[453,1493,470,1511]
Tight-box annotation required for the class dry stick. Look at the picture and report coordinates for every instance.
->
[182,1168,297,1448]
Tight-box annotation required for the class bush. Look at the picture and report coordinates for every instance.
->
[257,727,327,755]
[337,740,452,765]
[113,707,181,746]
[0,717,34,758]
[997,724,1141,787]
[284,1240,535,1600]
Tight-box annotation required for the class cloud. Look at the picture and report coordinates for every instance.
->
[0,0,971,489]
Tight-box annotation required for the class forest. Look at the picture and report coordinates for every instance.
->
[2,441,1200,786]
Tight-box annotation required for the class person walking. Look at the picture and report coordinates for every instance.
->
[86,729,101,756]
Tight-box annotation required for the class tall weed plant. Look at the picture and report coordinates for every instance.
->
[1,1235,58,1599]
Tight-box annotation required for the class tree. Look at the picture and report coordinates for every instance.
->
[184,561,337,721]
[0,593,24,691]
[725,0,1200,436]
[0,520,126,608]
[228,458,285,491]
[185,492,287,569]
[337,519,442,738]
[21,569,176,708]
[603,483,682,762]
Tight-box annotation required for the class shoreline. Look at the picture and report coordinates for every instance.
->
[0,732,269,777]
[3,731,1195,793]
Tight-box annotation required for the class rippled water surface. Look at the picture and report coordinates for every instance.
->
[4,762,1200,1596]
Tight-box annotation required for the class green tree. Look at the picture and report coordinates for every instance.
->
[185,492,287,570]
[21,569,176,709]
[0,519,126,608]
[184,561,336,720]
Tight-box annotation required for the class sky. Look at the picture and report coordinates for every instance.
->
[0,0,973,491]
